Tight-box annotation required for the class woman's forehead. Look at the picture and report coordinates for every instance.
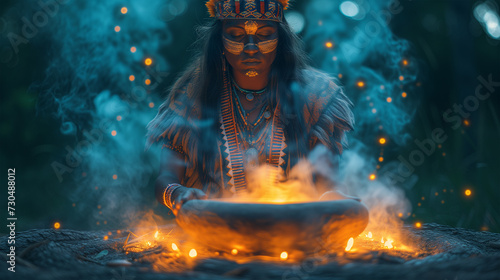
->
[223,19,277,29]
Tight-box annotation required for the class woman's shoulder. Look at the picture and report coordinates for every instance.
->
[165,75,202,119]
[145,73,201,149]
[296,68,352,124]
[295,67,355,153]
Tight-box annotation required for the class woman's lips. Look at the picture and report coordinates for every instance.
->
[242,59,262,66]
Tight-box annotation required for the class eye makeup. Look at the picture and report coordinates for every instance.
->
[223,37,278,55]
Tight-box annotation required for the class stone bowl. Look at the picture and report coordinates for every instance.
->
[176,199,369,255]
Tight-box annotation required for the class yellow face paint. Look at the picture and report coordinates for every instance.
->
[223,36,244,55]
[223,37,278,55]
[244,20,258,35]
[256,38,278,54]
[245,70,258,77]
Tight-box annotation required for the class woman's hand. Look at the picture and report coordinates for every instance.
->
[319,190,361,202]
[172,187,207,215]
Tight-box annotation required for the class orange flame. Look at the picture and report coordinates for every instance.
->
[345,237,354,251]
[171,243,179,251]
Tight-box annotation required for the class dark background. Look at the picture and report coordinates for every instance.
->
[1,0,499,233]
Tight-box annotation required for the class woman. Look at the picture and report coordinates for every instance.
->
[146,0,358,214]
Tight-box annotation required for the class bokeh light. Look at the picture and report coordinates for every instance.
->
[339,1,359,18]
[285,11,305,33]
[189,249,197,258]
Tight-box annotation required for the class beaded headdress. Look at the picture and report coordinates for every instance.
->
[206,0,289,22]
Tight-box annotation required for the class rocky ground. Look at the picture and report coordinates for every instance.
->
[1,223,500,280]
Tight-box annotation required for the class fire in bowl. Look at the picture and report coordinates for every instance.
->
[176,199,369,255]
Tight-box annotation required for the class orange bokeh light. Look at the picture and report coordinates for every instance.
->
[465,189,472,196]
[189,249,197,258]
[114,26,121,32]
[53,222,61,229]
[121,7,128,14]
[369,174,376,180]
[129,75,135,81]
[111,130,117,136]
[145,58,152,66]
[379,138,386,145]
[172,243,179,251]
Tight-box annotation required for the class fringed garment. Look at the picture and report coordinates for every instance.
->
[145,68,354,198]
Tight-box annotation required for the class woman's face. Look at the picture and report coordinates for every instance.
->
[222,19,278,79]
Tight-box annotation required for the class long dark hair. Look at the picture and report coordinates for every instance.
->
[147,18,313,191]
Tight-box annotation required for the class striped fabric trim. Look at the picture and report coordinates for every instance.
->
[220,71,247,194]
[219,70,286,194]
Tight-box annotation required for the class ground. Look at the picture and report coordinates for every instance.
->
[1,223,500,280]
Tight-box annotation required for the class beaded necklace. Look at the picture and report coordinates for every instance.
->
[233,80,267,102]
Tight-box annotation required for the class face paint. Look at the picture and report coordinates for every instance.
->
[244,20,258,35]
[223,37,278,55]
[245,70,258,77]
[223,36,244,55]
[256,38,278,54]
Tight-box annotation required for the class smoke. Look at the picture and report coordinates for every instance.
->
[0,0,192,227]
[300,0,419,237]
[303,0,419,146]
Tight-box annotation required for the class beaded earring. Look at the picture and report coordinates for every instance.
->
[222,52,226,72]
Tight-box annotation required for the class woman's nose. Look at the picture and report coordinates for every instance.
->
[243,36,259,55]
[243,45,259,55]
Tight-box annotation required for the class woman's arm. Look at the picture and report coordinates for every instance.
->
[155,148,206,214]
